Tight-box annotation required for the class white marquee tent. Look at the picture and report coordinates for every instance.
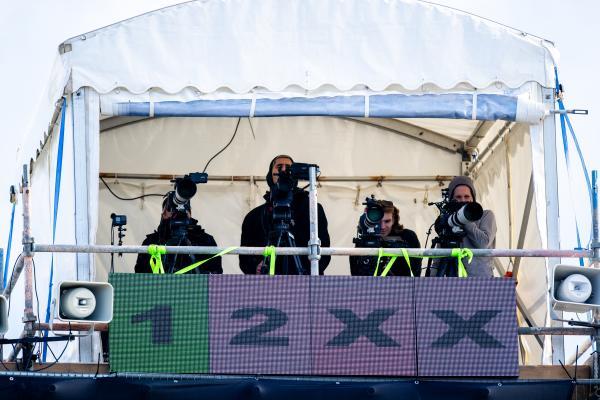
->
[4,0,566,365]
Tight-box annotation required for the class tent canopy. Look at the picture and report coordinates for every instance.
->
[60,0,557,94]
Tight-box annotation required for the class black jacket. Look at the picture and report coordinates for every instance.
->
[240,190,331,275]
[134,219,222,274]
[350,228,422,277]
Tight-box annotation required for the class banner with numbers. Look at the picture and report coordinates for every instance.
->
[109,274,517,376]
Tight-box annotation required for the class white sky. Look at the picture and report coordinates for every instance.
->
[1,0,599,264]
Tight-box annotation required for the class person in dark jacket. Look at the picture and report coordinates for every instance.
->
[350,199,422,277]
[134,194,222,274]
[239,155,331,275]
[429,175,496,277]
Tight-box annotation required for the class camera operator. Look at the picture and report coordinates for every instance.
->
[430,176,497,277]
[134,194,222,274]
[350,199,422,277]
[239,155,331,275]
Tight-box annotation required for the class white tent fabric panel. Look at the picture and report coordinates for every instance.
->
[472,123,545,364]
[99,117,461,177]
[62,0,557,95]
[399,118,482,142]
[96,116,461,278]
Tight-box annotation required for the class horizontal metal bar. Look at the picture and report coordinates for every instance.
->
[345,117,463,153]
[34,322,109,332]
[0,335,74,345]
[570,379,600,384]
[0,370,112,378]
[549,109,588,115]
[518,327,596,336]
[99,172,453,183]
[33,244,591,258]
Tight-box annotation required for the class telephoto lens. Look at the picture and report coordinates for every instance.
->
[447,202,483,229]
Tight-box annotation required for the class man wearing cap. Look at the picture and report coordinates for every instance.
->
[431,176,497,277]
[239,155,331,275]
[134,193,222,274]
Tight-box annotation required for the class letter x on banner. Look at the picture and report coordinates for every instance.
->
[109,274,518,376]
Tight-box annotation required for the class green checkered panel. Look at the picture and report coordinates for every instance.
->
[109,273,209,373]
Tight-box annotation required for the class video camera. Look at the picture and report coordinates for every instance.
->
[270,163,317,223]
[352,195,409,248]
[353,195,384,247]
[164,172,208,242]
[429,188,483,247]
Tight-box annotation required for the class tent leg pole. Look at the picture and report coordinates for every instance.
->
[542,87,564,364]
[73,88,100,363]
[591,171,600,382]
[308,166,321,276]
[21,165,37,369]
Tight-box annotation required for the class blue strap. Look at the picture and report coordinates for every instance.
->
[42,97,67,362]
[554,67,592,266]
[2,202,16,289]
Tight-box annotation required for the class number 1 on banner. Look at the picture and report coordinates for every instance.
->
[131,305,173,344]
[109,274,210,373]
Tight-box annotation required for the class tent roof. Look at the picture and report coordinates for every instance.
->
[59,0,558,95]
[18,0,559,169]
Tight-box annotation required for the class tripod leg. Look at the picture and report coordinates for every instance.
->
[276,234,286,275]
[285,234,305,275]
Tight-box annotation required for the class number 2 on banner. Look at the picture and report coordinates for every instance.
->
[229,307,289,346]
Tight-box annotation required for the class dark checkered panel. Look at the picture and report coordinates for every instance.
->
[109,273,209,373]
[311,276,416,376]
[415,278,518,376]
[209,275,311,374]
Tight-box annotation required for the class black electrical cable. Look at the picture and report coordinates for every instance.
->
[33,323,72,372]
[424,222,435,249]
[247,117,256,139]
[110,225,115,274]
[423,223,436,275]
[11,344,19,372]
[100,176,165,201]
[95,352,101,378]
[168,236,185,274]
[33,336,70,372]
[0,345,9,371]
[202,117,241,173]
[47,340,60,362]
[558,359,574,380]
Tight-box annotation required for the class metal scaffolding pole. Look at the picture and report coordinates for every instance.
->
[12,165,38,368]
[99,172,453,183]
[591,171,600,382]
[31,243,591,258]
[307,165,321,275]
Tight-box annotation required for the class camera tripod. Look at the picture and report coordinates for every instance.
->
[267,217,305,275]
[425,236,462,277]
[164,218,199,274]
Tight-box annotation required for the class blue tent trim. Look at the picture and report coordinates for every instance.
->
[112,93,518,121]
